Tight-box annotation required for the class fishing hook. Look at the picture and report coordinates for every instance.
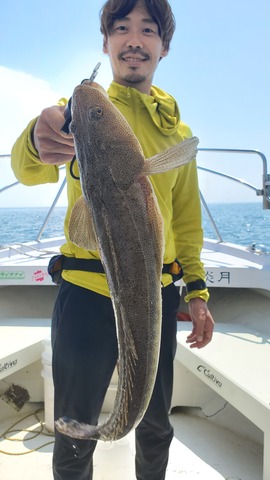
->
[61,62,101,134]
[62,62,102,181]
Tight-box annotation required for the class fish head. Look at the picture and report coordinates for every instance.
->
[70,81,145,189]
[70,81,108,133]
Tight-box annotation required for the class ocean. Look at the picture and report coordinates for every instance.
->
[0,202,270,253]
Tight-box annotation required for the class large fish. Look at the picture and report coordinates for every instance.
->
[55,80,199,441]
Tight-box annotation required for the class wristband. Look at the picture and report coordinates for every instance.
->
[186,279,207,292]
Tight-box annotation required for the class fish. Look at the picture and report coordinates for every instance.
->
[55,80,199,441]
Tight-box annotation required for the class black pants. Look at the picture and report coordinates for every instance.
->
[51,280,180,480]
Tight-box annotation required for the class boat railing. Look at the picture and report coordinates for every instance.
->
[197,148,270,242]
[198,147,270,208]
[1,148,270,245]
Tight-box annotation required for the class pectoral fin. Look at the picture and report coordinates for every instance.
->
[69,196,98,250]
[142,136,199,175]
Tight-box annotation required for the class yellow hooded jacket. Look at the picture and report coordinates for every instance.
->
[11,81,209,302]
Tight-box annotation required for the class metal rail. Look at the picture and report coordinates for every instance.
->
[198,148,270,209]
[199,191,223,242]
[35,177,67,242]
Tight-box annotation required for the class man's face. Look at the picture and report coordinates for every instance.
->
[103,2,168,94]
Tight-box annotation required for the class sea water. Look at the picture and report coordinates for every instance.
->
[0,203,270,252]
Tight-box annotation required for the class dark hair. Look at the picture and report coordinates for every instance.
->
[100,0,176,51]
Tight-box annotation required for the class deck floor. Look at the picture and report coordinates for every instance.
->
[0,403,263,480]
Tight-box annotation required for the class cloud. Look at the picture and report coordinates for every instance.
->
[0,67,64,207]
[0,66,61,154]
[0,58,113,155]
[0,62,112,207]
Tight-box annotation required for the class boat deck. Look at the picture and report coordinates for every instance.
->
[0,238,269,479]
[0,402,263,480]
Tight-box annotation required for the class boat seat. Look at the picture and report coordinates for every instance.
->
[0,318,51,381]
[176,321,270,480]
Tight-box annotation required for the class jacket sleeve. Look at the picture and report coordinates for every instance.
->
[172,156,209,303]
[10,97,69,185]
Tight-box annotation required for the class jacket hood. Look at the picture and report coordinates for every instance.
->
[108,81,181,137]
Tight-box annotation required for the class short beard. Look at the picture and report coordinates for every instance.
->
[118,49,150,86]
[122,72,147,85]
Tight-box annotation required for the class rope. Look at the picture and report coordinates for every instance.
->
[0,408,55,455]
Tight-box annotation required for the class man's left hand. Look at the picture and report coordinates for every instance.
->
[186,298,214,349]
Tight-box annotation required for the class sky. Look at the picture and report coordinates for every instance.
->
[1,0,270,207]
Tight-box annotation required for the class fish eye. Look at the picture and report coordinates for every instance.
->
[89,106,103,120]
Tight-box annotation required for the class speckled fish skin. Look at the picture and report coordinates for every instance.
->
[55,81,198,442]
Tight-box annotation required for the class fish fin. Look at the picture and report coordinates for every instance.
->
[142,136,199,175]
[69,196,98,250]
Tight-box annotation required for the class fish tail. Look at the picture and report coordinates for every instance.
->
[55,415,131,441]
[55,417,102,441]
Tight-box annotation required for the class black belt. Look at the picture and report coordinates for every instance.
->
[162,259,183,282]
[62,256,104,273]
[48,255,183,285]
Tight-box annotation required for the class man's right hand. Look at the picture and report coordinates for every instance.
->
[33,105,75,165]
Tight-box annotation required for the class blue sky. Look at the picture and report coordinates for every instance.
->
[1,0,270,207]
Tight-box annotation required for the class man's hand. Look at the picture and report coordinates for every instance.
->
[186,298,214,349]
[33,105,75,165]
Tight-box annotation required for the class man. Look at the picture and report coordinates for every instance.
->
[11,1,214,479]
